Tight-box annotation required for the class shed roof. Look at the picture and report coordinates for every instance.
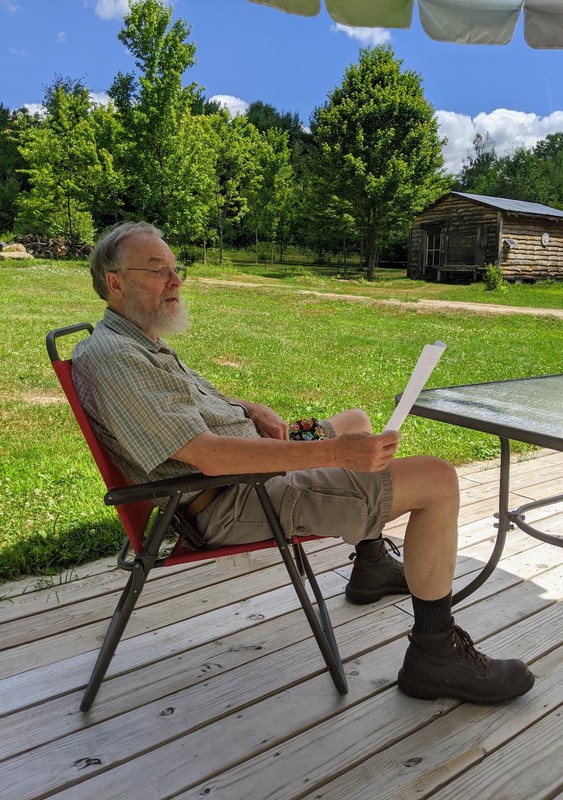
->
[453,192,563,219]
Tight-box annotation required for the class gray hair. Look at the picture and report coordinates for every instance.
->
[90,221,164,300]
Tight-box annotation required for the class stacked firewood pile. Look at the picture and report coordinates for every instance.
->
[9,234,93,259]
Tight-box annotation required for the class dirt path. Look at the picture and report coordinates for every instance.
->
[196,278,563,319]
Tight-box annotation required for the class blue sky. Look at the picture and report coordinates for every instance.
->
[2,0,563,172]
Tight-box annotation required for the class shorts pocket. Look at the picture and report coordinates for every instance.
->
[281,483,368,544]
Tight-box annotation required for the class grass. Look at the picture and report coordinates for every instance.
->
[1,256,563,582]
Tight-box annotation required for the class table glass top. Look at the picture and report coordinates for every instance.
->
[411,375,563,448]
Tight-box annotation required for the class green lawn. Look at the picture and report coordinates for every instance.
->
[1,257,562,582]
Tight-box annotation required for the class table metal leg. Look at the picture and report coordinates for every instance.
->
[452,437,511,605]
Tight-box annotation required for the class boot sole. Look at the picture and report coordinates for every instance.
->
[397,668,535,704]
[345,585,411,604]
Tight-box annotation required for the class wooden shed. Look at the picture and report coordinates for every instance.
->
[408,191,563,283]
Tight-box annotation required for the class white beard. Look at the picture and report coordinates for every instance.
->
[122,281,190,339]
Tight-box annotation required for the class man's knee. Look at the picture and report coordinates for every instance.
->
[389,456,459,517]
[428,457,458,490]
[328,408,372,436]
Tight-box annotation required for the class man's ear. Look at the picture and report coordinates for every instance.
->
[106,270,124,299]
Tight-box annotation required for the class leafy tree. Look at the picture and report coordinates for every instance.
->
[246,100,312,178]
[165,113,219,253]
[191,94,222,116]
[455,131,563,210]
[15,77,99,244]
[87,103,127,227]
[533,133,563,209]
[208,113,262,263]
[0,105,34,232]
[310,46,447,279]
[455,132,499,194]
[109,0,200,230]
[244,128,295,261]
[296,164,357,264]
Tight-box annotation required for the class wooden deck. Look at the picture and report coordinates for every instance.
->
[1,450,562,800]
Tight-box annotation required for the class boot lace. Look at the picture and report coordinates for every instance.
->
[349,537,401,562]
[452,626,488,668]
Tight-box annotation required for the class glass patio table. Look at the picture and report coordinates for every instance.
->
[407,374,563,604]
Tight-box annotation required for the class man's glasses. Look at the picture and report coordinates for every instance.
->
[124,265,187,283]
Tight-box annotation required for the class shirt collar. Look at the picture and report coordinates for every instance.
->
[102,307,175,354]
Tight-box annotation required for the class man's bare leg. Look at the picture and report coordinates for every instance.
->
[388,456,459,600]
[326,408,373,435]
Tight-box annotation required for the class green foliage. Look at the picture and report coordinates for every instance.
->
[456,131,563,211]
[14,78,103,244]
[1,260,563,578]
[309,45,449,279]
[3,0,563,264]
[109,0,200,229]
[177,242,200,266]
[483,263,507,292]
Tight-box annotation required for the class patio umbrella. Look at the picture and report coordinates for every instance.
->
[248,1,563,48]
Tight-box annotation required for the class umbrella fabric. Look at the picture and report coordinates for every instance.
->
[248,0,563,48]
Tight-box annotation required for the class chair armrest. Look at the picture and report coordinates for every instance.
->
[104,471,286,507]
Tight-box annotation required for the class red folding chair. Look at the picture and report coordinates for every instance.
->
[46,323,348,711]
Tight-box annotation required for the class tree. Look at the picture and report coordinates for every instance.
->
[297,164,358,264]
[165,113,219,254]
[208,113,262,263]
[109,0,200,231]
[15,77,100,244]
[0,104,27,232]
[244,128,295,262]
[246,100,312,178]
[455,132,499,194]
[86,103,127,228]
[310,46,447,279]
[533,133,563,209]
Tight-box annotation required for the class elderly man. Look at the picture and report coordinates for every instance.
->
[72,221,534,704]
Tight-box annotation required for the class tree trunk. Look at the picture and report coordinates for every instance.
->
[219,220,224,265]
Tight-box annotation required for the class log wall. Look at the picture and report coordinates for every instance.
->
[501,217,563,281]
[408,194,563,282]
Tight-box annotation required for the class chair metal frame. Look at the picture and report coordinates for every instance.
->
[46,323,348,712]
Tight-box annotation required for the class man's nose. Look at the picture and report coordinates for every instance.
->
[167,269,182,286]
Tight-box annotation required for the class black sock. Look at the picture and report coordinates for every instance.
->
[412,592,452,634]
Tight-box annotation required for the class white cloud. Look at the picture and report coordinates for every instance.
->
[23,103,46,117]
[8,47,25,56]
[331,23,392,47]
[436,108,563,174]
[91,0,129,20]
[90,91,112,107]
[57,31,66,44]
[210,95,249,117]
[0,0,22,12]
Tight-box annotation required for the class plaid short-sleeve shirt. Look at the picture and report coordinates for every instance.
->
[72,308,260,488]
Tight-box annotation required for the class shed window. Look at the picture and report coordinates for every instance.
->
[426,231,441,267]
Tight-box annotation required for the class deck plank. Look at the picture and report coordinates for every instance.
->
[0,449,561,800]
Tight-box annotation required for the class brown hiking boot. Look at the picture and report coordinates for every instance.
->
[345,537,410,604]
[398,622,535,703]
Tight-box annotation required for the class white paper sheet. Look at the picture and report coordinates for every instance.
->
[384,341,447,432]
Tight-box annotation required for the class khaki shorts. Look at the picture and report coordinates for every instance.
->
[195,465,394,548]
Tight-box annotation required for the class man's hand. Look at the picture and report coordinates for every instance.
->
[333,431,400,473]
[241,401,289,440]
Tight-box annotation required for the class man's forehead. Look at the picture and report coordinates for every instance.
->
[123,233,173,260]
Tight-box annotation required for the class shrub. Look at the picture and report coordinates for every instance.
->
[177,243,201,266]
[483,263,507,292]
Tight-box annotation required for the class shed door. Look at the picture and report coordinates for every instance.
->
[475,225,488,267]
[423,228,446,275]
